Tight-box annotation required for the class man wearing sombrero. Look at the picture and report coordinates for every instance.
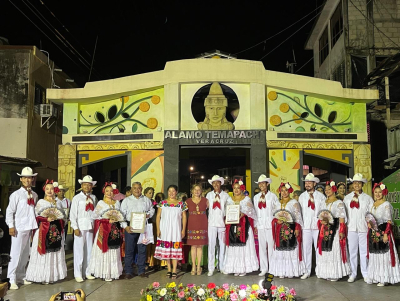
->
[70,175,97,283]
[5,167,38,289]
[206,175,234,276]
[298,173,326,279]
[343,173,373,283]
[253,174,279,276]
[55,183,71,244]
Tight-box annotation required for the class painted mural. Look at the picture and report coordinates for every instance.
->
[58,144,76,202]
[267,89,366,133]
[354,144,372,195]
[130,150,164,193]
[77,88,164,134]
[269,149,301,196]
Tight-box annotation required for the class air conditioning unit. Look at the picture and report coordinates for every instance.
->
[39,104,58,118]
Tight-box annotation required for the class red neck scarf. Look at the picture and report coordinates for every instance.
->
[308,192,315,210]
[258,193,266,209]
[213,192,221,210]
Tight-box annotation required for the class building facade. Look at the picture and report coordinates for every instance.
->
[48,57,377,202]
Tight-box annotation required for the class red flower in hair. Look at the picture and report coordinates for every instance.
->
[279,182,293,193]
[373,182,388,196]
[326,180,337,193]
[233,179,246,191]
[42,179,54,191]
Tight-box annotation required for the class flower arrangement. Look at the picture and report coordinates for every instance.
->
[102,208,124,222]
[139,282,297,301]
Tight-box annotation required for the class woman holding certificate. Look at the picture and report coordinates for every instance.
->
[154,185,188,279]
[88,182,126,281]
[223,180,259,276]
[270,182,306,278]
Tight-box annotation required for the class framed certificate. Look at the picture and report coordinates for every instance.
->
[225,205,240,224]
[130,212,146,233]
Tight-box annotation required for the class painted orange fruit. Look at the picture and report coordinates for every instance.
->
[270,115,282,126]
[147,118,158,129]
[279,103,289,113]
[120,96,129,103]
[151,95,161,104]
[139,102,150,112]
[268,91,278,100]
[293,113,302,124]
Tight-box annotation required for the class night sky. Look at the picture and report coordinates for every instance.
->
[1,0,325,86]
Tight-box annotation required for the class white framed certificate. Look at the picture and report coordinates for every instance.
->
[130,212,146,233]
[225,204,240,224]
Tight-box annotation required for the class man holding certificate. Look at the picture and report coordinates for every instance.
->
[120,182,154,279]
[206,175,234,276]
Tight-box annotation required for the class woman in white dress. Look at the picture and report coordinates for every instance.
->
[26,180,67,284]
[88,182,126,281]
[366,183,400,287]
[270,182,306,278]
[154,184,187,279]
[224,180,259,276]
[315,180,351,281]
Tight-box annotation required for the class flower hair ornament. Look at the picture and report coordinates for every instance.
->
[278,182,293,193]
[373,182,388,196]
[102,182,120,195]
[233,179,246,191]
[326,180,337,193]
[42,179,59,193]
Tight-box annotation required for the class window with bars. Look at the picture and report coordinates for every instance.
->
[330,1,343,48]
[319,27,329,65]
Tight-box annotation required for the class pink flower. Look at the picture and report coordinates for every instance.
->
[280,293,286,298]
[271,285,277,291]
[289,288,296,296]
[290,230,293,233]
[222,283,230,290]
[230,293,238,301]
[187,283,195,288]
[177,291,185,298]
[140,289,144,294]
[376,232,381,237]
[330,230,333,234]
[239,284,247,290]
[285,230,289,235]
[152,282,160,288]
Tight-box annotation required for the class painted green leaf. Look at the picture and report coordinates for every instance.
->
[301,112,309,118]
[117,124,125,132]
[122,112,130,118]
[108,105,117,120]
[132,158,157,178]
[132,123,138,133]
[95,111,105,123]
[328,111,337,123]
[320,126,329,132]
[295,126,305,132]
[294,96,300,104]
[314,104,323,117]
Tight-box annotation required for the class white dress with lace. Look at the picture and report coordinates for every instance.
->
[25,199,67,283]
[315,200,351,279]
[269,199,306,277]
[223,196,259,274]
[87,200,127,280]
[367,201,400,284]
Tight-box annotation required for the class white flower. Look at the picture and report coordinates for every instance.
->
[285,183,291,189]
[330,181,335,187]
[380,184,386,190]
[53,182,59,187]
[239,290,247,298]
[112,183,117,189]
[160,288,167,296]
[197,288,205,296]
[239,180,243,185]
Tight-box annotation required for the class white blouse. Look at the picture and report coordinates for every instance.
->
[368,201,393,225]
[320,199,347,222]
[93,200,127,229]
[276,199,303,227]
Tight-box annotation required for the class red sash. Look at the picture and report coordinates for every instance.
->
[94,219,112,253]
[339,223,347,263]
[36,216,64,255]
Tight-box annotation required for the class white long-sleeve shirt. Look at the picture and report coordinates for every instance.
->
[6,187,38,231]
[253,190,279,229]
[298,190,326,230]
[120,194,154,222]
[70,191,97,231]
[344,191,373,233]
[56,197,71,219]
[206,190,234,228]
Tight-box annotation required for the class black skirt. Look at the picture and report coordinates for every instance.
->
[45,220,63,253]
[276,222,297,251]
[320,218,339,252]
[228,216,250,247]
[368,223,390,254]
[108,222,122,249]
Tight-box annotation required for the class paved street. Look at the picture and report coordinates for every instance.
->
[3,251,399,301]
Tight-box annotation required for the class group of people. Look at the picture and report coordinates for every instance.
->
[4,166,400,291]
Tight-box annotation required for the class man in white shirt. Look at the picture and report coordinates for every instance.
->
[120,181,154,278]
[299,173,326,279]
[6,167,38,290]
[253,174,279,276]
[206,175,234,276]
[343,173,374,283]
[70,175,97,283]
[55,184,71,243]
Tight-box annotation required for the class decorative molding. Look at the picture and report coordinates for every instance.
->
[267,140,353,149]
[77,141,163,151]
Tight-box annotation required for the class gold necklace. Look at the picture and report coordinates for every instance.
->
[373,200,384,212]
[192,197,201,212]
[104,198,116,209]
[280,198,290,209]
[45,196,56,206]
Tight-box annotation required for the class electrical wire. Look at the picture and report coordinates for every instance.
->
[235,3,325,55]
[295,57,314,74]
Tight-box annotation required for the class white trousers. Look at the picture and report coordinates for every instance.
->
[208,226,226,273]
[302,229,319,274]
[348,231,368,278]
[258,228,274,273]
[7,230,31,283]
[73,230,93,278]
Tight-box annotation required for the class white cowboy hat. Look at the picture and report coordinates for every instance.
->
[302,173,320,183]
[255,174,272,184]
[57,184,69,192]
[349,173,367,183]
[78,175,97,185]
[208,175,224,186]
[17,167,38,177]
